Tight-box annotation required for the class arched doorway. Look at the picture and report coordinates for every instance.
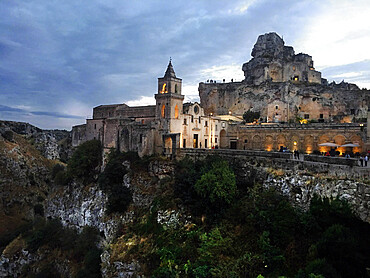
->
[164,137,172,154]
[304,135,314,154]
[220,130,227,149]
[265,135,274,151]
[277,134,286,150]
[252,135,262,150]
[318,134,330,153]
[334,135,346,155]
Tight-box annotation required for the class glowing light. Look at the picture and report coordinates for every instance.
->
[161,83,167,94]
[229,111,232,115]
[293,141,297,146]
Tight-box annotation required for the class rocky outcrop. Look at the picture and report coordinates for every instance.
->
[0,132,51,236]
[0,120,72,161]
[199,32,369,123]
[199,79,369,122]
[264,173,370,222]
[242,32,321,85]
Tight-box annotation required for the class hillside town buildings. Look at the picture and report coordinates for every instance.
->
[72,33,370,157]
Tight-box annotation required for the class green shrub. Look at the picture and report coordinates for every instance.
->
[51,164,65,179]
[243,110,261,123]
[98,150,132,214]
[34,204,44,216]
[195,160,236,206]
[54,170,72,186]
[67,140,102,184]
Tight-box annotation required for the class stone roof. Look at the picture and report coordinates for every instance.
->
[164,59,176,78]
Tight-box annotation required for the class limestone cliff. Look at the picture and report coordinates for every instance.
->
[199,80,369,122]
[199,32,369,123]
[0,123,369,277]
[0,120,72,161]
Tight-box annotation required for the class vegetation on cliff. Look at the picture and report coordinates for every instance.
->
[111,156,370,278]
[1,135,369,278]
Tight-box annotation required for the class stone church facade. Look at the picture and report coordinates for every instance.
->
[72,61,224,157]
[72,33,369,156]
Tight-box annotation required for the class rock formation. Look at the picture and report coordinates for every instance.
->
[242,32,322,85]
[199,33,369,123]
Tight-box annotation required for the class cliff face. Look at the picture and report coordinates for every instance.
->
[0,121,72,161]
[0,131,52,241]
[242,32,321,85]
[0,123,369,277]
[199,32,369,123]
[199,81,369,122]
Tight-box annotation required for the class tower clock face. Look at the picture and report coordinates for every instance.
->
[194,105,199,114]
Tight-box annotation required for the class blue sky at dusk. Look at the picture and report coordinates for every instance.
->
[1,0,370,129]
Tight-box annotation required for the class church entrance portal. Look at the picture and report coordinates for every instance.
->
[193,134,198,148]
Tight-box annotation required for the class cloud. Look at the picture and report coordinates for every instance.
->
[0,105,84,119]
[126,96,155,107]
[1,0,369,129]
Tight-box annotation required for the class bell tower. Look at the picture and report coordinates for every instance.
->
[155,59,184,156]
[155,59,184,132]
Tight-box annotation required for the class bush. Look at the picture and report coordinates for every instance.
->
[243,110,261,123]
[195,160,236,206]
[54,170,71,186]
[51,164,65,179]
[34,204,44,216]
[67,140,102,184]
[98,150,132,214]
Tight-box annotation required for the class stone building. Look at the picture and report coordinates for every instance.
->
[72,33,369,155]
[72,61,222,157]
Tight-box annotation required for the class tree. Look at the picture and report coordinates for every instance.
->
[67,140,102,183]
[243,110,261,123]
[195,160,236,205]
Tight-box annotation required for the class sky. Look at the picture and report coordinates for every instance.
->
[1,0,370,130]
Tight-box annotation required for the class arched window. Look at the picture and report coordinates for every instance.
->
[174,105,179,119]
[161,104,166,118]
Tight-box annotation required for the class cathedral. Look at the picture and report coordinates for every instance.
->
[72,33,370,156]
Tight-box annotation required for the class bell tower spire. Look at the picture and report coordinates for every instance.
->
[164,57,176,78]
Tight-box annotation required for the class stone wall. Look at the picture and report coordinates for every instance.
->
[179,149,370,179]
[224,122,366,153]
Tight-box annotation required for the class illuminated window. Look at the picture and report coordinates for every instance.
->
[161,83,167,94]
[293,76,299,81]
[293,66,296,71]
[161,105,166,118]
[175,105,179,119]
